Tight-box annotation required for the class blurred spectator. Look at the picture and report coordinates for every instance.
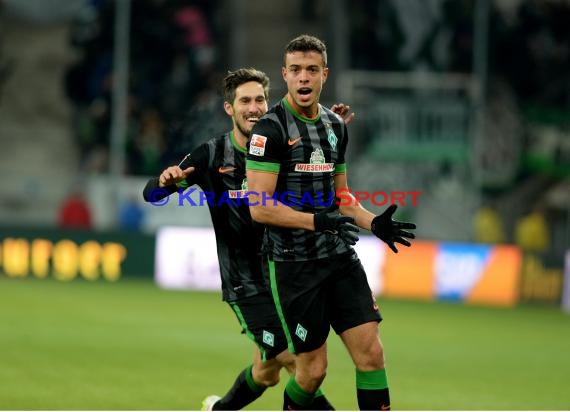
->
[58,185,93,229]
[129,108,165,175]
[118,196,144,231]
[515,204,551,253]
[173,4,215,70]
[472,201,506,244]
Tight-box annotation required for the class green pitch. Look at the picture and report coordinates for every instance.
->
[0,278,568,410]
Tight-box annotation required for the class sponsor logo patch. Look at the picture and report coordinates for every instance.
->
[294,148,334,172]
[249,134,267,156]
[228,179,248,198]
[294,163,335,172]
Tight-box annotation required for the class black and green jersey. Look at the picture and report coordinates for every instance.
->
[145,132,266,302]
[246,97,352,261]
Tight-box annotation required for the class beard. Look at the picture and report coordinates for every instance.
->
[236,122,252,139]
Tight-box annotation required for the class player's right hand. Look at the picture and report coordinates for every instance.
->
[314,210,360,246]
[159,166,195,187]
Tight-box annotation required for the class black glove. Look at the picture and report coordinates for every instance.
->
[371,205,416,253]
[314,210,360,246]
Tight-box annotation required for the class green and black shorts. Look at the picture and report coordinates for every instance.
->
[263,251,382,354]
[229,291,289,360]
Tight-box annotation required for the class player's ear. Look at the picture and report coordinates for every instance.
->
[322,67,329,83]
[282,66,287,81]
[223,101,233,116]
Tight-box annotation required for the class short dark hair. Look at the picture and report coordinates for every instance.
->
[284,34,327,67]
[223,68,270,103]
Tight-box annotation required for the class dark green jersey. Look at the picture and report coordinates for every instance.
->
[246,97,352,261]
[176,132,266,301]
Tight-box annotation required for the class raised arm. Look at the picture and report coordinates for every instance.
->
[142,165,195,202]
[142,144,208,202]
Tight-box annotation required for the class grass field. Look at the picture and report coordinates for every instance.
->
[0,278,569,410]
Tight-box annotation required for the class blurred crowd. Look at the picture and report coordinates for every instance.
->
[349,0,570,112]
[63,0,227,175]
[59,0,569,177]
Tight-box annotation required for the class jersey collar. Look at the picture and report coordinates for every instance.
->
[282,96,320,124]
[230,131,247,153]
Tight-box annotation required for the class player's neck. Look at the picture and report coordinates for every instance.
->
[232,129,248,150]
[285,94,319,120]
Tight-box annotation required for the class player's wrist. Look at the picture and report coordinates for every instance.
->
[313,211,328,232]
[313,213,326,232]
[370,215,384,238]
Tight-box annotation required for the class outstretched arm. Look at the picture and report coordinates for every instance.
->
[334,174,416,253]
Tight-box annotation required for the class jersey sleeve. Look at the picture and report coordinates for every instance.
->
[142,177,177,202]
[335,122,349,175]
[246,118,284,174]
[178,142,210,188]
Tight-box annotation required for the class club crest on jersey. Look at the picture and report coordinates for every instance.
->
[294,148,334,173]
[228,178,248,198]
[325,123,338,151]
[249,134,267,156]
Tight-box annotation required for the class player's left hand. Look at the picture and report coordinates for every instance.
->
[371,205,416,253]
[331,103,355,125]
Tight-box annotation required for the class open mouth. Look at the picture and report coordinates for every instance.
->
[246,116,259,124]
[298,88,312,95]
